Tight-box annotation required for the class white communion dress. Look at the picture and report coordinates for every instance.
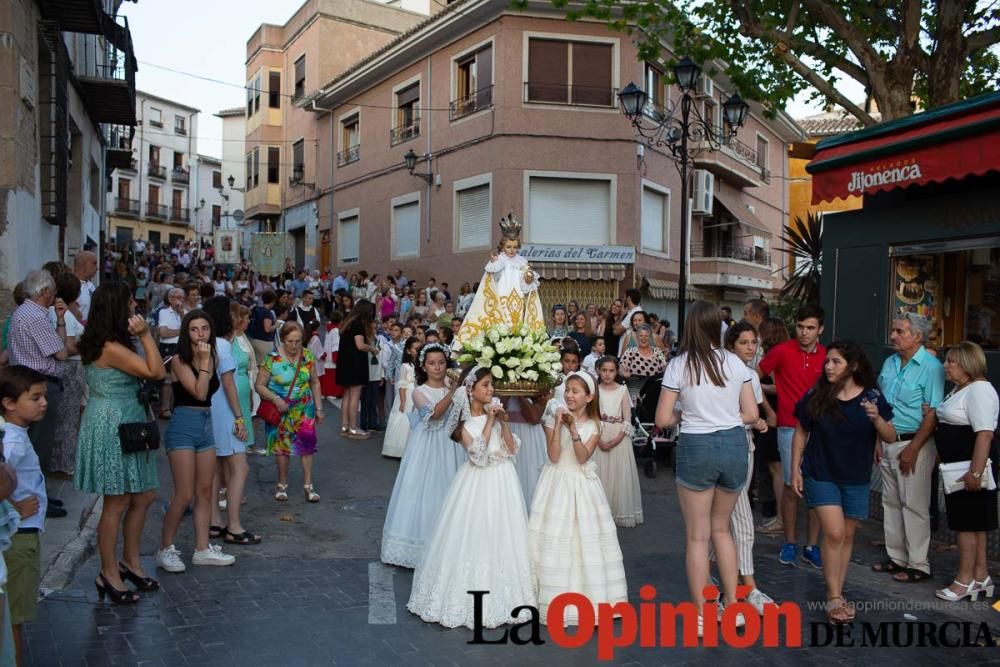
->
[528,414,628,626]
[407,414,537,629]
[507,397,548,509]
[380,385,465,568]
[595,383,644,527]
[381,363,415,458]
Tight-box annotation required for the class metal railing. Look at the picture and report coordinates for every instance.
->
[708,131,772,183]
[337,145,360,167]
[147,163,166,179]
[171,167,190,184]
[145,203,167,219]
[390,119,420,146]
[174,124,187,135]
[693,242,770,266]
[171,207,190,223]
[104,123,134,150]
[449,85,493,120]
[114,198,139,215]
[523,82,618,108]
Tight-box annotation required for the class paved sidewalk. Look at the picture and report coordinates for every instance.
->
[39,477,101,593]
[25,410,1000,665]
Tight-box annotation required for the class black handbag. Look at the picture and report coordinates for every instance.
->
[119,405,160,456]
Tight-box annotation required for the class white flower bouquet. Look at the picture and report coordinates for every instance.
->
[455,323,562,396]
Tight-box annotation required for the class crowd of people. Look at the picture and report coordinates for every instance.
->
[0,236,997,660]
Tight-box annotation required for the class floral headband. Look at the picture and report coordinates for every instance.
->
[418,342,449,366]
[464,365,484,390]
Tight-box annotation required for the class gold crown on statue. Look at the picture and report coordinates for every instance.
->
[498,212,522,239]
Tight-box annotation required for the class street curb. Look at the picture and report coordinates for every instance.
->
[39,496,102,594]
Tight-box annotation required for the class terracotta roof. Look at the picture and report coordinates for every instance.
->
[308,0,479,103]
[795,109,882,138]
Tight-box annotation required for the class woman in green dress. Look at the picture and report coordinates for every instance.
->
[76,283,166,604]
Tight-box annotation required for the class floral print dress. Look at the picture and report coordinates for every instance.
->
[262,350,318,456]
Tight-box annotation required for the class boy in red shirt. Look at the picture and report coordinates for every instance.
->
[758,304,826,568]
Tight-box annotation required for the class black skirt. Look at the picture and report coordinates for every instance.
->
[936,421,998,532]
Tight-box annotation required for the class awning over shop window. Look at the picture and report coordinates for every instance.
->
[644,278,706,301]
[533,262,626,281]
[714,188,771,237]
[807,91,1000,204]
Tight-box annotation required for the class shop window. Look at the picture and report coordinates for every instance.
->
[891,241,1000,350]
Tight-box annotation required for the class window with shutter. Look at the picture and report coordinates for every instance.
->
[457,184,491,249]
[527,177,610,245]
[268,147,280,184]
[292,140,304,182]
[245,152,253,191]
[571,42,613,106]
[252,147,259,188]
[641,186,669,254]
[294,56,306,100]
[269,71,281,108]
[451,44,493,120]
[526,38,614,106]
[393,200,420,258]
[392,83,420,144]
[527,39,568,103]
[339,215,359,264]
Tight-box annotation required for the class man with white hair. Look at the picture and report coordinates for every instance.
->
[873,312,944,582]
[7,270,70,516]
[73,250,98,322]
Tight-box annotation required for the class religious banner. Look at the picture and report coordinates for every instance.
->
[251,232,285,276]
[213,230,240,264]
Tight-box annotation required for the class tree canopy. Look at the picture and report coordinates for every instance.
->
[538,0,1000,123]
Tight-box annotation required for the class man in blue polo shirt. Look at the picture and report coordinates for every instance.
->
[873,313,944,582]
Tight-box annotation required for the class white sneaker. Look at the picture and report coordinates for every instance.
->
[156,544,186,573]
[192,544,235,567]
[746,588,775,615]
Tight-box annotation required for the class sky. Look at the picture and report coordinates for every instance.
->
[121,0,859,160]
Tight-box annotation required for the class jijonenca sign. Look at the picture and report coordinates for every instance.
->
[847,160,923,193]
[519,244,636,264]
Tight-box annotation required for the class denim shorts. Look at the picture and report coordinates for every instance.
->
[803,477,870,520]
[676,426,749,492]
[164,407,215,453]
[777,427,795,485]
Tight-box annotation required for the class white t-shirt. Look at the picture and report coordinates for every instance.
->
[77,279,96,322]
[157,308,182,344]
[936,380,999,432]
[47,307,84,361]
[662,348,753,434]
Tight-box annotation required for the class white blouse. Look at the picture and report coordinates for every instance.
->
[936,380,999,432]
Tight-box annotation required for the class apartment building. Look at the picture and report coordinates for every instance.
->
[242,0,428,270]
[191,155,228,243]
[304,0,803,321]
[0,0,136,314]
[108,92,199,249]
[215,107,249,252]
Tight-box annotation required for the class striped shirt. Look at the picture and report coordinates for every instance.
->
[8,300,64,378]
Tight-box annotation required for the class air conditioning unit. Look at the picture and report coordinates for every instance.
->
[696,74,714,98]
[691,169,714,214]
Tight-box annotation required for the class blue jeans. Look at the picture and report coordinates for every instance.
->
[164,407,215,453]
[777,426,795,485]
[361,381,381,430]
[675,426,750,492]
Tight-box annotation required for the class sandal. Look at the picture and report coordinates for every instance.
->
[304,484,320,503]
[224,529,262,545]
[871,559,906,574]
[209,525,225,539]
[274,483,288,501]
[893,568,932,583]
[826,596,852,624]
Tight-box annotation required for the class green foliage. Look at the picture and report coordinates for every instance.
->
[530,1,1000,123]
[778,211,823,305]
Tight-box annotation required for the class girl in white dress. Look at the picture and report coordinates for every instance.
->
[505,396,548,508]
[380,344,464,568]
[381,337,420,458]
[595,357,644,527]
[408,367,536,628]
[529,371,628,626]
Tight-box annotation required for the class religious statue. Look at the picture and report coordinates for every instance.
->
[454,212,547,347]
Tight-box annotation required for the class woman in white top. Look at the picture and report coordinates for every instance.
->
[211,268,232,298]
[932,341,999,602]
[656,300,759,634]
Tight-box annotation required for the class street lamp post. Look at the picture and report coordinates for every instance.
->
[618,56,749,336]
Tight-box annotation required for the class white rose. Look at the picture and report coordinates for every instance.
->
[525,370,539,381]
[507,369,518,382]
[504,357,520,369]
[489,330,501,342]
[498,324,511,336]
[480,347,494,360]
[491,366,503,379]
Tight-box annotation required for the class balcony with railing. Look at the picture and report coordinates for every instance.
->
[695,130,771,187]
[145,203,167,219]
[171,207,190,223]
[523,82,618,108]
[104,123,134,170]
[172,167,190,184]
[449,85,494,120]
[390,119,420,146]
[692,242,770,266]
[147,163,166,179]
[114,198,139,216]
[337,145,360,167]
[75,14,137,125]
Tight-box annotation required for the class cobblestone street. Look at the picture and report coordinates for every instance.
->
[26,408,1000,666]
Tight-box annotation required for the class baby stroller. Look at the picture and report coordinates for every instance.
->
[631,374,677,479]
